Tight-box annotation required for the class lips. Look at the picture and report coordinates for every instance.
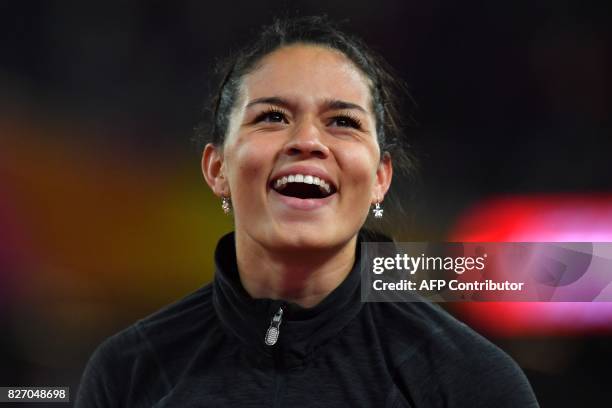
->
[269,166,337,200]
[270,188,336,211]
[273,174,333,199]
[268,165,338,210]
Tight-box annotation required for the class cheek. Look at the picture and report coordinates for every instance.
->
[225,135,277,189]
[337,143,379,190]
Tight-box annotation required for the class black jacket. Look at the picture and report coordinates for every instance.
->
[75,232,539,407]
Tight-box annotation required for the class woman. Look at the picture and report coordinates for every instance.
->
[76,16,539,407]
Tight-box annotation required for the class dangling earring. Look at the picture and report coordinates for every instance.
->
[221,196,232,214]
[372,202,383,218]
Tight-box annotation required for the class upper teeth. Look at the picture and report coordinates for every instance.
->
[274,174,332,194]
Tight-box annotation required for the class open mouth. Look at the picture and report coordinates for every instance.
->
[270,174,337,199]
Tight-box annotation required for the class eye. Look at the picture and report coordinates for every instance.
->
[254,108,289,124]
[328,114,362,129]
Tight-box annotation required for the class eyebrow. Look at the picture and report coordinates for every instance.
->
[245,96,368,114]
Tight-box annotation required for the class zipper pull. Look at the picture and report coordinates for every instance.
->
[264,306,284,346]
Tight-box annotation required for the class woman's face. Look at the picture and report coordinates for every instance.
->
[204,44,392,252]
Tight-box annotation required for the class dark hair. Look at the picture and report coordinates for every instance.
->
[194,15,420,236]
[194,15,417,176]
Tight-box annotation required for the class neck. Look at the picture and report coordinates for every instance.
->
[235,233,358,309]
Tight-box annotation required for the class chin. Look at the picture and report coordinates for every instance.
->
[267,224,354,252]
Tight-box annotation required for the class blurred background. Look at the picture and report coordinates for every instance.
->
[1,0,611,406]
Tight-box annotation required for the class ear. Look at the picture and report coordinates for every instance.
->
[372,152,393,203]
[202,143,229,197]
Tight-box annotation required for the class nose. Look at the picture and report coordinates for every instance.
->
[282,120,330,159]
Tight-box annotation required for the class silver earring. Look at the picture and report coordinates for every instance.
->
[221,196,232,214]
[372,202,383,218]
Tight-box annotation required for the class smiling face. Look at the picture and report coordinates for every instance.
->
[203,44,392,253]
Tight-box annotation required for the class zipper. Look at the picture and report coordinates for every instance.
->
[264,306,284,346]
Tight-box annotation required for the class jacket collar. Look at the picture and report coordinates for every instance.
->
[212,231,366,368]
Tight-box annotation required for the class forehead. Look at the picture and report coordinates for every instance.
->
[242,44,373,110]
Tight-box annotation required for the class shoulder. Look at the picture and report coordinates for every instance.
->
[367,301,539,407]
[367,300,480,355]
[136,282,216,341]
[75,283,218,407]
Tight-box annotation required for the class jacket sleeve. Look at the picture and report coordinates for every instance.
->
[392,326,540,408]
[74,335,124,408]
